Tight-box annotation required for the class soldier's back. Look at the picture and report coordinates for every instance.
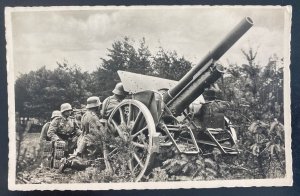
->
[101,96,120,119]
[40,122,50,141]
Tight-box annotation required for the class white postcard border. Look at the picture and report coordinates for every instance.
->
[5,5,293,191]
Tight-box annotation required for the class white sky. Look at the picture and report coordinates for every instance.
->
[10,6,287,79]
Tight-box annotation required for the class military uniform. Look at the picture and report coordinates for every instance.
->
[47,116,81,154]
[101,95,121,119]
[77,110,104,159]
[40,122,50,141]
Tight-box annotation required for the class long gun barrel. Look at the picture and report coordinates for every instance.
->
[163,17,254,116]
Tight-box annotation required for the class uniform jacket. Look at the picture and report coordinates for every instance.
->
[40,122,50,141]
[81,110,103,136]
[101,95,121,119]
[47,116,81,141]
[76,110,104,153]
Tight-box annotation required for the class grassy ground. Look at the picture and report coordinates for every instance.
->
[16,128,286,184]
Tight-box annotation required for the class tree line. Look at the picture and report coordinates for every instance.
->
[15,37,193,120]
[15,36,283,124]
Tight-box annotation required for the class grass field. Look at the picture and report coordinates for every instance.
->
[16,123,286,184]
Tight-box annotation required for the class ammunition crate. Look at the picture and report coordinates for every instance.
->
[54,141,66,151]
[53,158,63,169]
[54,141,66,159]
[41,141,54,168]
[42,140,53,153]
[54,150,65,159]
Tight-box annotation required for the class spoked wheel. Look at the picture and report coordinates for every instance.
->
[107,99,156,182]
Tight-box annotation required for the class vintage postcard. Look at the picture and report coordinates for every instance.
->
[6,5,292,190]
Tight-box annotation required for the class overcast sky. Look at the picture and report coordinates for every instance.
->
[10,6,289,79]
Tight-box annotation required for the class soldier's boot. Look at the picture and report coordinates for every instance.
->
[70,158,91,170]
[58,157,90,173]
[57,158,71,173]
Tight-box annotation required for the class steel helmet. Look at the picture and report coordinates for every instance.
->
[86,96,101,109]
[60,103,72,113]
[51,110,61,119]
[112,82,126,96]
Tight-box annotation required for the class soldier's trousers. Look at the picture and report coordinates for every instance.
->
[76,134,102,159]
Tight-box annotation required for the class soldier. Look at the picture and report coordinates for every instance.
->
[59,97,108,172]
[101,82,127,119]
[75,96,104,158]
[40,110,61,142]
[47,103,82,155]
[73,109,83,128]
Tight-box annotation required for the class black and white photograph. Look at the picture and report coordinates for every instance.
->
[6,5,292,190]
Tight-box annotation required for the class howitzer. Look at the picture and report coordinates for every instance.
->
[164,17,253,115]
[106,17,253,182]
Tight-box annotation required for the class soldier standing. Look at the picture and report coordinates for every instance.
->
[47,103,82,156]
[101,82,127,119]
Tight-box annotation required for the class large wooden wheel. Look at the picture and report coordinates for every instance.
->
[107,99,156,182]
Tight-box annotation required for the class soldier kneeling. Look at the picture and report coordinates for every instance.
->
[40,110,61,168]
[47,103,82,171]
[59,96,107,173]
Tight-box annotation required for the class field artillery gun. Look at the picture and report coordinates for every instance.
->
[105,17,254,181]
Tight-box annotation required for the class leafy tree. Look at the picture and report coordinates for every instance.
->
[152,47,192,80]
[93,37,154,100]
[218,47,285,179]
[220,47,283,122]
[15,62,93,119]
[90,68,116,101]
[260,54,284,122]
[241,47,260,98]
[15,37,194,118]
[55,61,93,107]
[15,66,53,118]
[101,37,153,74]
[15,72,31,117]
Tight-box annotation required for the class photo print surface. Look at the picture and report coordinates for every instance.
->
[5,5,292,190]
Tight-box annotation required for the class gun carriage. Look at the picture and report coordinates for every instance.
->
[106,17,254,181]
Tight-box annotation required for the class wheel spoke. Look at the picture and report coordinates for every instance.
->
[128,159,135,180]
[133,152,144,168]
[128,160,133,172]
[131,110,142,131]
[108,146,118,156]
[119,108,125,124]
[133,162,139,173]
[127,103,132,126]
[132,141,146,149]
[111,119,126,139]
[132,126,147,138]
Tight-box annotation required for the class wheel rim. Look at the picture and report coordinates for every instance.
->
[107,99,156,182]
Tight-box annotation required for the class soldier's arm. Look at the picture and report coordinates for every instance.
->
[47,118,60,141]
[39,123,48,141]
[73,119,82,136]
[100,98,108,119]
[89,116,104,136]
